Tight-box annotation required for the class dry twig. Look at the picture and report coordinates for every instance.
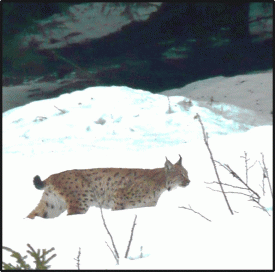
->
[99,207,119,262]
[194,113,234,215]
[259,168,266,196]
[139,246,143,259]
[259,152,273,198]
[195,115,270,216]
[249,198,270,216]
[74,247,81,270]
[105,242,119,265]
[54,105,66,114]
[213,156,271,216]
[206,187,253,198]
[179,205,211,222]
[214,160,260,200]
[125,215,138,258]
[93,188,120,263]
[204,181,248,191]
[240,151,257,185]
[166,97,174,114]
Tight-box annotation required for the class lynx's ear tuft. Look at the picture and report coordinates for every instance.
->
[165,157,173,170]
[176,154,182,165]
[33,175,44,190]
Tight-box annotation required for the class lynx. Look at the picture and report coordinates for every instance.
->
[27,155,190,219]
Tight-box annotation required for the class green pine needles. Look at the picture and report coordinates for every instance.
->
[2,244,56,270]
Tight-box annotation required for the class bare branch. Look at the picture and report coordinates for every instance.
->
[206,187,253,198]
[105,242,119,265]
[248,161,257,171]
[74,247,81,270]
[259,179,266,196]
[194,113,234,215]
[249,198,270,216]
[179,205,211,222]
[204,181,249,190]
[54,105,66,114]
[92,189,120,264]
[125,215,138,258]
[240,151,257,184]
[211,155,272,216]
[100,207,119,260]
[214,161,243,182]
[260,153,273,198]
[214,160,260,200]
[166,96,174,114]
[226,164,260,199]
[139,246,143,259]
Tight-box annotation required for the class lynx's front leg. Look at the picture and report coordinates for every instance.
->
[112,186,158,211]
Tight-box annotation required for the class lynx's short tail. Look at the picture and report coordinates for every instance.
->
[33,175,45,190]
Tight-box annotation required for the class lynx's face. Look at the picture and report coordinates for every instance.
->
[165,155,190,191]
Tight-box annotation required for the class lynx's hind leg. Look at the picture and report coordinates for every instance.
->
[27,188,67,219]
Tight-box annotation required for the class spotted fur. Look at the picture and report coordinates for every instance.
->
[27,155,190,219]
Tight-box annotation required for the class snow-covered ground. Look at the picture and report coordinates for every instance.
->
[3,71,272,269]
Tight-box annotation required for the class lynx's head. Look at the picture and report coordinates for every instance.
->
[164,155,190,191]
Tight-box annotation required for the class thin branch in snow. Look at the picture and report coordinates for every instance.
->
[179,205,211,222]
[194,113,234,215]
[74,247,81,270]
[99,207,119,261]
[206,187,253,198]
[166,96,174,114]
[240,151,257,185]
[214,155,271,216]
[249,198,270,216]
[54,105,67,114]
[259,152,273,198]
[125,215,137,258]
[259,172,266,196]
[204,181,249,191]
[139,246,143,259]
[208,96,216,106]
[105,241,119,265]
[197,122,269,216]
[214,160,260,200]
[214,160,243,182]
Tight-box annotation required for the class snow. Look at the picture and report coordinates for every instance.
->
[162,69,272,122]
[3,72,272,269]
